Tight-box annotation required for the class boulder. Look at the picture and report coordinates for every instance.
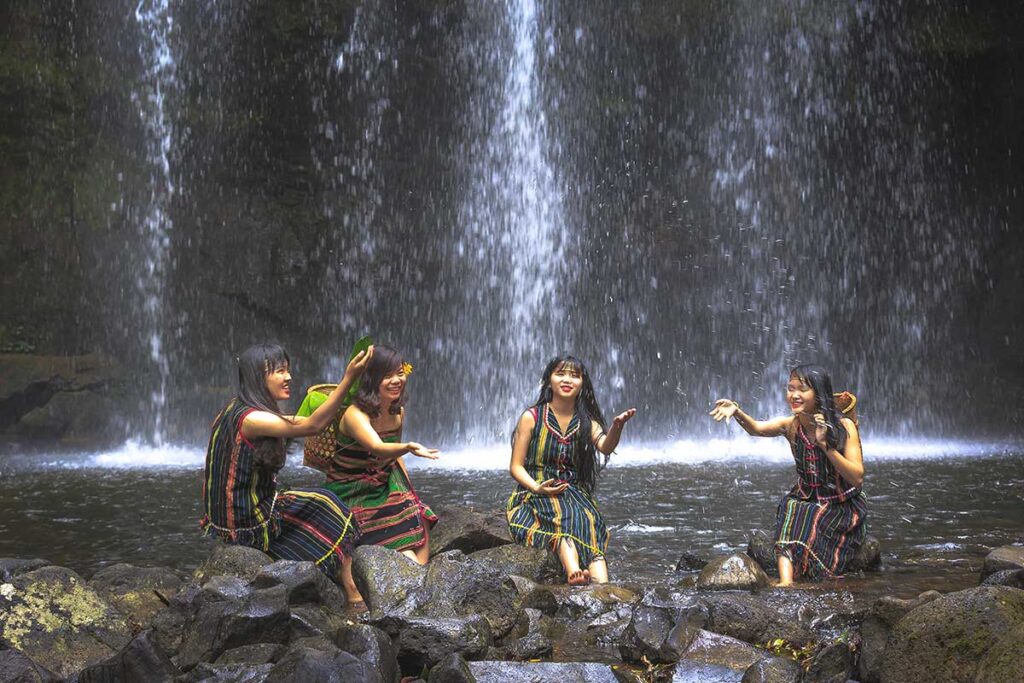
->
[468,544,561,584]
[0,565,132,678]
[417,551,521,639]
[505,576,558,616]
[501,608,553,661]
[980,545,1024,580]
[741,656,802,683]
[192,544,273,586]
[213,643,284,665]
[585,604,634,646]
[333,623,399,683]
[881,585,1024,683]
[858,591,942,683]
[680,629,764,674]
[287,604,353,642]
[0,648,60,683]
[369,615,491,673]
[618,605,697,664]
[428,507,513,557]
[803,640,855,683]
[88,563,183,630]
[263,645,380,683]
[696,554,771,591]
[429,653,476,683]
[675,551,709,572]
[149,582,203,658]
[846,534,882,572]
[351,545,427,617]
[981,568,1024,588]
[252,560,345,607]
[75,629,179,683]
[468,661,619,682]
[0,559,51,583]
[698,592,815,646]
[552,583,639,620]
[176,661,273,682]
[174,583,291,671]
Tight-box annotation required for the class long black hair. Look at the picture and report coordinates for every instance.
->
[236,343,290,473]
[527,355,608,494]
[790,363,848,452]
[352,344,407,418]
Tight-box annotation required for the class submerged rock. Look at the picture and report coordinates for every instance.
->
[696,554,771,591]
[428,506,513,557]
[881,585,1024,683]
[88,563,183,631]
[0,565,132,678]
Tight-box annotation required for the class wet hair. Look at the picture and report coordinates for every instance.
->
[524,355,608,494]
[352,344,407,418]
[790,363,848,452]
[236,343,290,473]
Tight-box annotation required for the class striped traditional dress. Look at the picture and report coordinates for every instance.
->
[506,404,609,567]
[774,423,867,579]
[316,426,436,552]
[200,399,360,576]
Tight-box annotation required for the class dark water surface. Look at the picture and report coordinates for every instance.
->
[1,450,1022,606]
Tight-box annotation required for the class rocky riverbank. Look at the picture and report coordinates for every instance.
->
[1,508,1023,682]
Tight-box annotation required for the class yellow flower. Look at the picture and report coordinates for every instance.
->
[401,362,413,376]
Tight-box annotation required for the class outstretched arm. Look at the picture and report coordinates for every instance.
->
[509,411,566,495]
[242,347,373,439]
[709,399,791,437]
[815,416,864,488]
[592,408,636,455]
[341,406,439,462]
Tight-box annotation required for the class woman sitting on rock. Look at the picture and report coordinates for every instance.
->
[507,355,636,585]
[710,364,866,585]
[302,344,439,565]
[201,343,371,604]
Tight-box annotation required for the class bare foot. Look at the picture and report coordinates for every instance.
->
[568,569,591,586]
[772,578,796,588]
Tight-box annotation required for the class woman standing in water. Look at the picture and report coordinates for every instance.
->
[305,345,439,565]
[710,364,866,585]
[201,343,371,604]
[507,355,636,585]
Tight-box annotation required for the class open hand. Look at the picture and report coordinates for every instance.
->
[407,442,440,460]
[709,399,739,422]
[343,346,374,380]
[533,478,568,496]
[611,408,637,430]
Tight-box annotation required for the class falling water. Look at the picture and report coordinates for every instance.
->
[132,0,177,444]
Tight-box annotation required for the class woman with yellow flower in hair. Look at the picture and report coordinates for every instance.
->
[300,344,440,565]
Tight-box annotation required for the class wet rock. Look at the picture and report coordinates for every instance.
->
[192,545,272,586]
[0,559,50,583]
[980,544,1024,580]
[88,563,183,631]
[286,604,352,641]
[585,604,634,646]
[618,605,698,664]
[468,544,561,584]
[333,623,399,683]
[252,560,345,607]
[351,545,426,617]
[881,585,1024,683]
[981,568,1024,588]
[149,583,203,658]
[858,591,941,683]
[699,592,815,646]
[428,507,513,557]
[468,661,619,682]
[675,551,709,572]
[846,534,882,572]
[803,640,855,683]
[741,656,802,683]
[696,554,771,591]
[505,575,558,615]
[369,615,490,673]
[0,565,132,678]
[429,652,476,683]
[176,661,273,682]
[502,608,552,661]
[76,629,179,683]
[680,629,764,674]
[263,644,381,683]
[553,583,639,620]
[213,643,283,665]
[747,530,779,577]
[174,584,291,671]
[417,551,521,639]
[0,648,60,683]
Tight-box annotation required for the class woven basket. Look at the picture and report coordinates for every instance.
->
[834,391,858,425]
[302,384,338,471]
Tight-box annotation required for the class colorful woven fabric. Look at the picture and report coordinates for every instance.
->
[200,399,360,576]
[774,424,867,579]
[316,426,436,552]
[506,404,609,567]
